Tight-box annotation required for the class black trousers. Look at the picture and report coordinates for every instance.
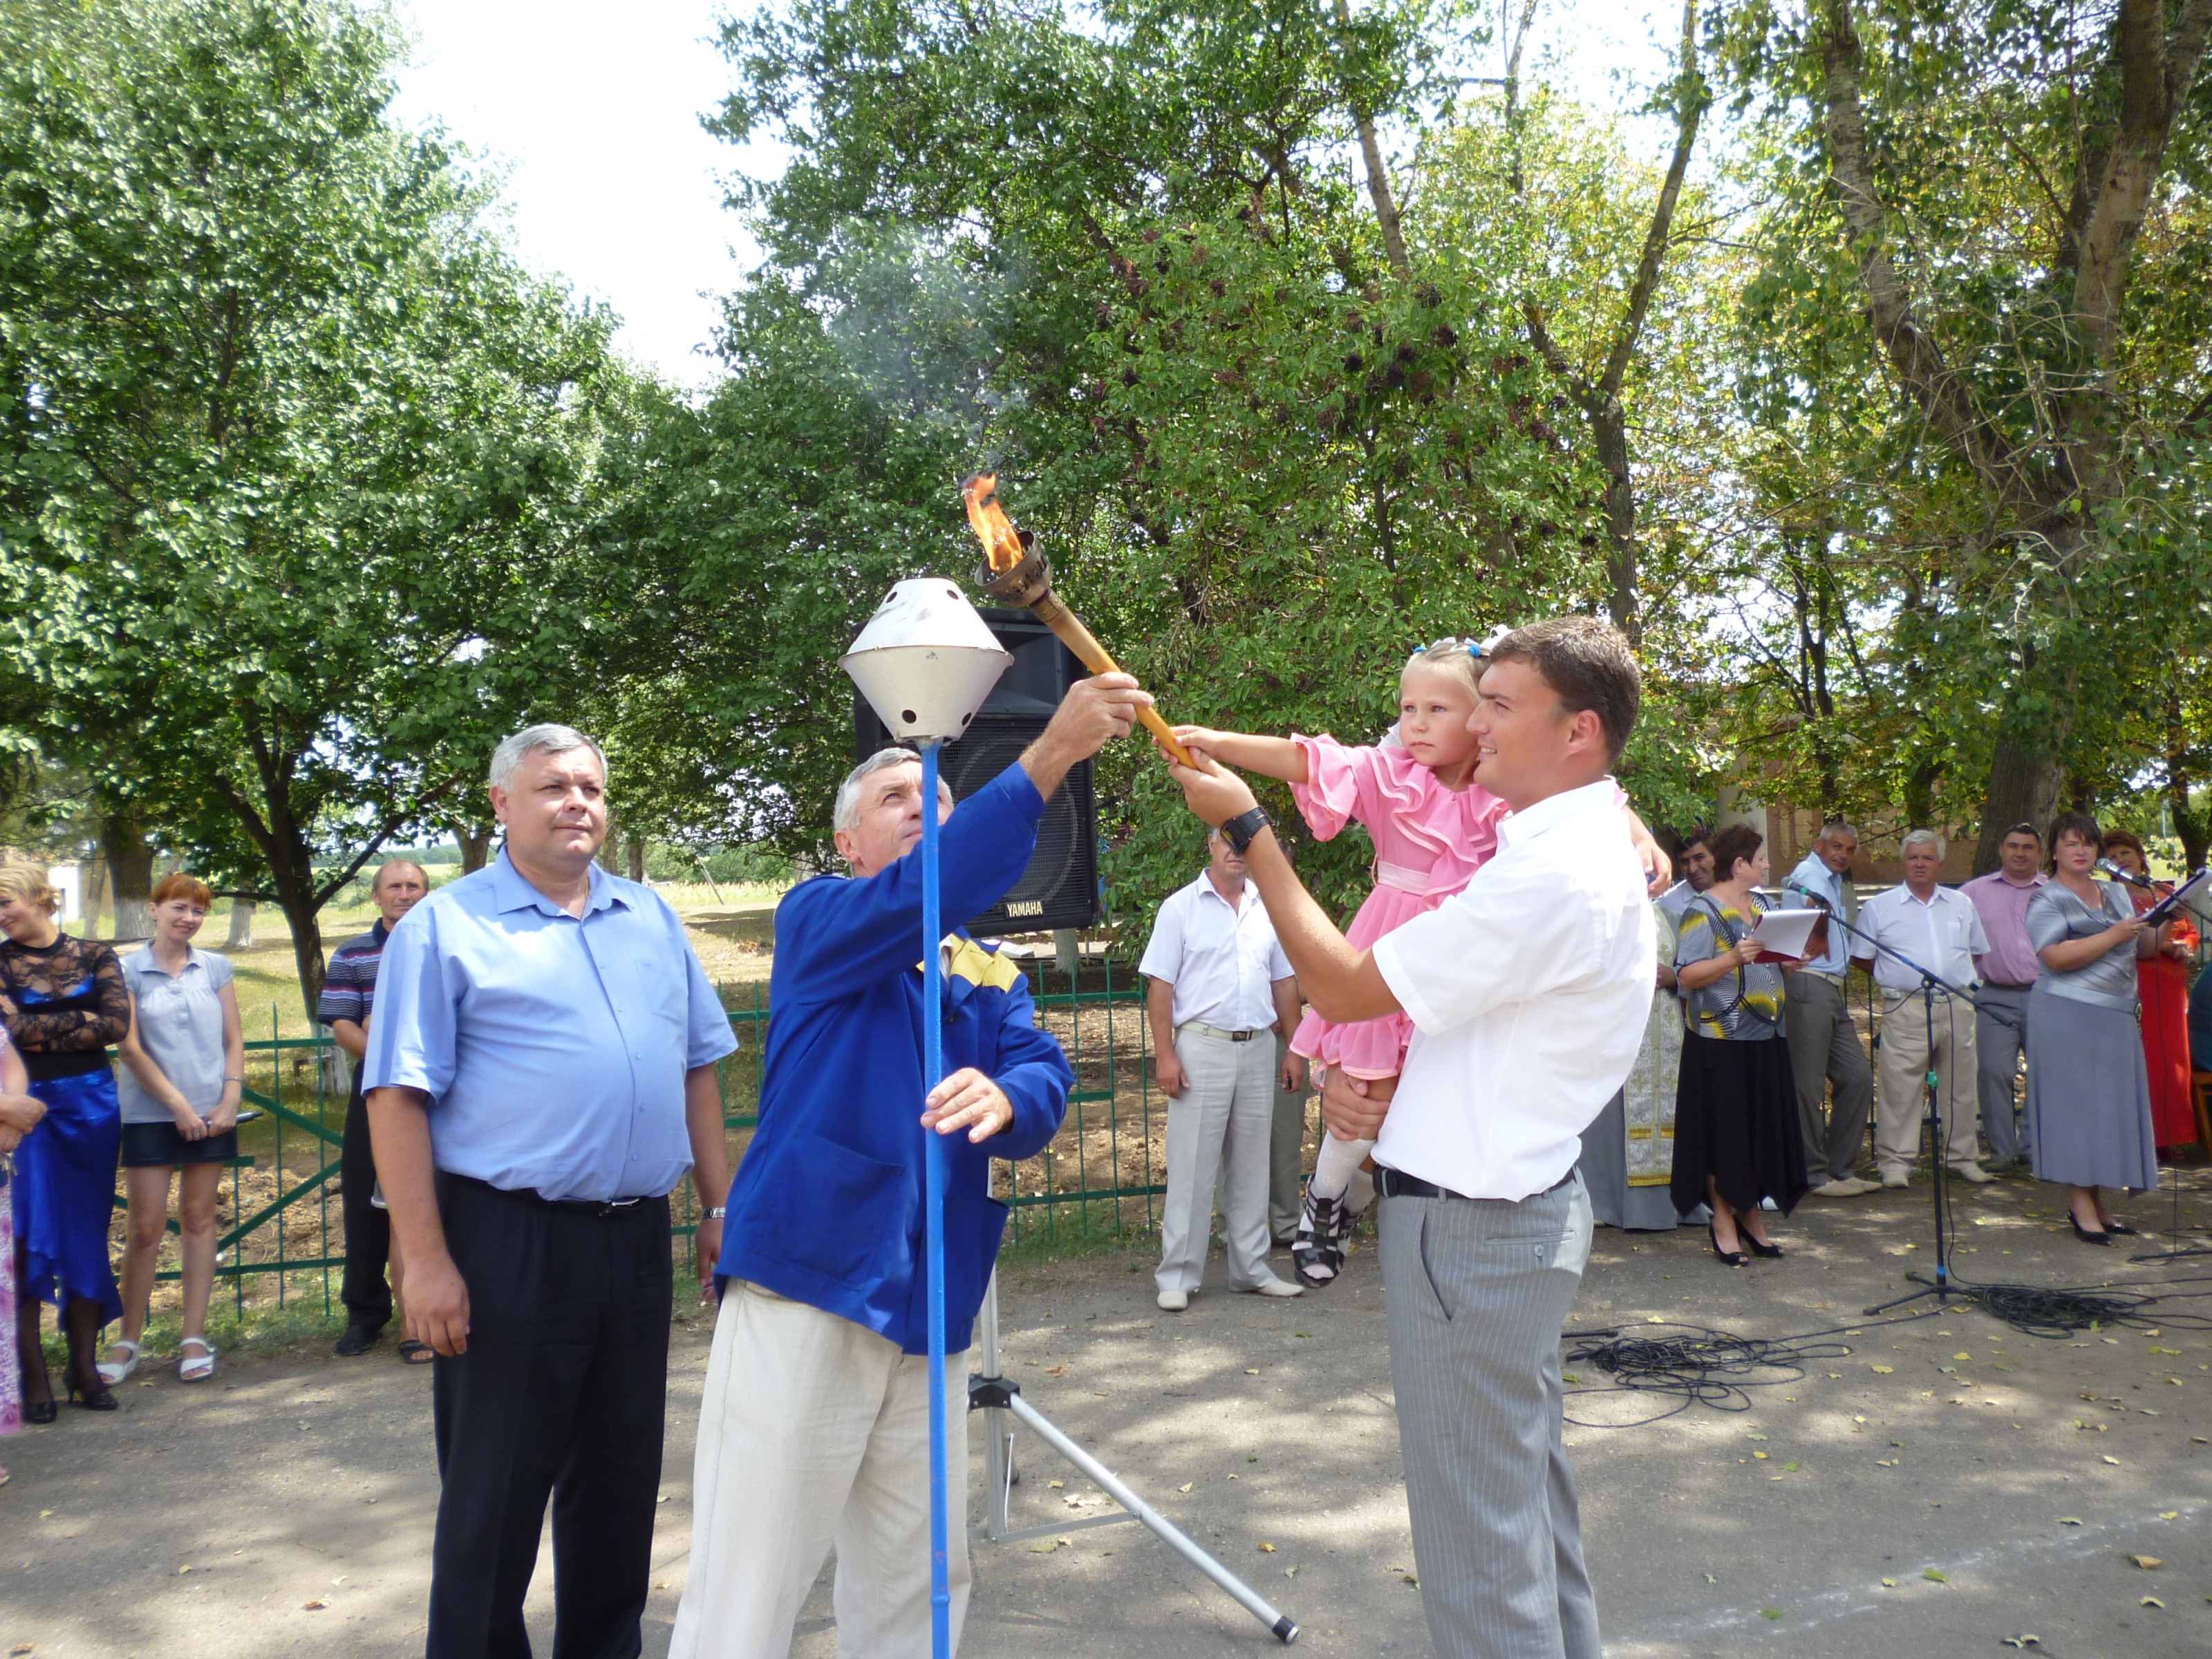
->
[427,1176,674,1659]
[339,1089,393,1327]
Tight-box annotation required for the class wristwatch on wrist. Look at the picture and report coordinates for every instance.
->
[703,1206,727,1221]
[1221,805,1274,855]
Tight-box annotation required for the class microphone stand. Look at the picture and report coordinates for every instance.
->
[1807,906,2000,1317]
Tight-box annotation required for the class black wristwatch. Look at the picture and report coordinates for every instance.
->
[1221,805,1274,854]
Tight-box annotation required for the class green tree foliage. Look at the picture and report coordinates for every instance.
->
[0,0,628,1004]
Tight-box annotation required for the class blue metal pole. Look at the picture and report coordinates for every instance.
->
[919,739,952,1659]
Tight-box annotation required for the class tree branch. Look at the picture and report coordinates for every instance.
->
[1819,0,2021,503]
[1597,0,1704,399]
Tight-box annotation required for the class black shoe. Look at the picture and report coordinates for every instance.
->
[1292,1183,1345,1286]
[2101,1219,2139,1237]
[1707,1221,1750,1266]
[2070,1217,2110,1246]
[24,1399,57,1425]
[1743,1235,1784,1259]
[335,1321,386,1358]
[66,1378,117,1412]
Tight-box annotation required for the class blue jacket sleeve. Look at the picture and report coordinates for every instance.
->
[778,764,1047,1006]
[988,975,1073,1163]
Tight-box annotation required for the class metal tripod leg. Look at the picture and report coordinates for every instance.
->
[969,1274,1298,1644]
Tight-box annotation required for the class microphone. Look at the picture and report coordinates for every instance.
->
[2095,859,2157,891]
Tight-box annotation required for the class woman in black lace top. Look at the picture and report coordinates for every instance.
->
[0,856,130,1416]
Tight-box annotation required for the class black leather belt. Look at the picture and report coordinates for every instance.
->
[1375,1166,1575,1203]
[451,1173,650,1218]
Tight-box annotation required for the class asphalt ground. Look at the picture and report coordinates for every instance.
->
[3,1163,2209,1659]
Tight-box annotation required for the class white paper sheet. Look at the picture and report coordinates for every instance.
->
[1746,908,1822,961]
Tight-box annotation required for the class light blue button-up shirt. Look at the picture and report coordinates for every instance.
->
[1782,852,1854,976]
[362,852,738,1202]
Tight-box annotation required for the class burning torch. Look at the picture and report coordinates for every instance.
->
[962,472,1193,767]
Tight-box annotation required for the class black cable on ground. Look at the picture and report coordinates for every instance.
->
[1562,1322,1853,1427]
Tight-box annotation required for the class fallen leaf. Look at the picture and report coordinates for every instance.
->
[1258,1541,1275,1553]
[1998,1639,2039,1650]
[2159,1511,2178,1521]
[2058,1517,2081,1526]
[178,1566,193,1575]
[1781,1463,1801,1472]
[2126,1553,2163,1570]
[1047,1481,1064,1490]
[1754,1452,1769,1461]
[1044,1365,1065,1378]
[1746,1432,1769,1441]
[302,1600,329,1611]
[2101,1456,2121,1465]
[1562,1372,1580,1384]
[1760,1609,1782,1620]
[2141,1596,2165,1609]
[1244,1368,1259,1376]
[1871,1365,1894,1374]
[1646,1315,1666,1323]
[1880,1577,1897,1588]
[11,1645,33,1656]
[1922,1568,1948,1583]
[1177,1483,1192,1494]
[1028,1540,1059,1554]
[1284,1566,1297,1578]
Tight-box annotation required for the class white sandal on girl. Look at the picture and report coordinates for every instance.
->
[97,1338,143,1386]
[178,1336,217,1384]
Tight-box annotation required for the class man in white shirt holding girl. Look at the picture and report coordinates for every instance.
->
[1165,616,1653,1659]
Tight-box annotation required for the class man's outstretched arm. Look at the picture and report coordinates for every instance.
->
[1165,751,1400,1024]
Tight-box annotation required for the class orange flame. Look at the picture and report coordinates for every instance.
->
[962,472,1028,573]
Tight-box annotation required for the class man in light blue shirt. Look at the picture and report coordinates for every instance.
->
[364,723,737,1659]
[1781,823,1876,1196]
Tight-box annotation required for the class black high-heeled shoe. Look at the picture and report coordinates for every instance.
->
[2070,1217,2110,1246]
[2101,1219,2138,1237]
[24,1398,57,1425]
[1707,1221,1750,1266]
[66,1377,118,1412]
[1743,1234,1784,1259]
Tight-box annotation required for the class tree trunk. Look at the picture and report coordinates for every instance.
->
[223,901,256,950]
[267,843,327,1019]
[1334,0,1410,276]
[1971,738,2064,875]
[2166,688,2208,873]
[627,835,646,884]
[99,808,155,941]
[1591,402,1640,644]
[456,824,494,873]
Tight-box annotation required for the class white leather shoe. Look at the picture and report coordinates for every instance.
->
[1248,1277,1304,1297]
[1950,1161,1994,1184]
[1880,1170,1911,1188]
[1156,1289,1189,1312]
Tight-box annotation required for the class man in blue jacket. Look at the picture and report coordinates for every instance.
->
[670,673,1150,1659]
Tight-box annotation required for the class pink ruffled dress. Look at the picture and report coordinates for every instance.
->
[1286,733,1510,1080]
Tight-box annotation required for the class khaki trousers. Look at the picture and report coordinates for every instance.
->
[1874,988,1982,1174]
[669,1283,971,1659]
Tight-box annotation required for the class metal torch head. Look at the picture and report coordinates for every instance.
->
[840,578,1013,745]
[974,533,1053,610]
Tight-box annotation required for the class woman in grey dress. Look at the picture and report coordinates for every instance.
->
[2024,813,2163,1244]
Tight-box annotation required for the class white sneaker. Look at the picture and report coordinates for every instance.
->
[1880,1170,1911,1189]
[1248,1277,1304,1298]
[1950,1161,1994,1185]
[1811,1178,1864,1198]
[1156,1289,1189,1312]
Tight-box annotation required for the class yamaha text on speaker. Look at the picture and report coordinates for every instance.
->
[854,608,1100,935]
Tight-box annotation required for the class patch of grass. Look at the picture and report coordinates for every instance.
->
[39,1280,349,1371]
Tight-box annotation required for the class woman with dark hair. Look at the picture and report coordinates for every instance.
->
[2097,829,2200,1152]
[0,854,131,1416]
[1670,823,1809,1262]
[2027,814,2162,1242]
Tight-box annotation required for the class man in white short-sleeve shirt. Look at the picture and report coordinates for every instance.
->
[1140,828,1306,1309]
[1166,617,1653,1659]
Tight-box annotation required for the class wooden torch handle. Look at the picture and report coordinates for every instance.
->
[1029,592,1194,767]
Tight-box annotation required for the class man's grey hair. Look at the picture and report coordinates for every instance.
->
[834,747,954,835]
[489,724,607,793]
[372,859,429,893]
[1900,828,1944,856]
[1817,821,1859,843]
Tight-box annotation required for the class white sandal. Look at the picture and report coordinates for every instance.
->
[97,1338,143,1386]
[178,1335,217,1384]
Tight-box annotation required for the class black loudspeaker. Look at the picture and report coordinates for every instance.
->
[853,608,1100,935]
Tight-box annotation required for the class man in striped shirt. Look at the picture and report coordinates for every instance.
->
[319,860,431,1357]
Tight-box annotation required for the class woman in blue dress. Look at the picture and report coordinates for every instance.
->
[1,856,131,1416]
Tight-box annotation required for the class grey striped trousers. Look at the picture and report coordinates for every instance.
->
[1379,1174,1599,1659]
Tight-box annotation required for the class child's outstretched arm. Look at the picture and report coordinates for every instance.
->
[1170,727,1310,784]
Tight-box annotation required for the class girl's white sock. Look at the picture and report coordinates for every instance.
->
[1308,1130,1375,1202]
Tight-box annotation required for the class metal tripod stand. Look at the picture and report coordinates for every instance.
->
[967,1273,1300,1644]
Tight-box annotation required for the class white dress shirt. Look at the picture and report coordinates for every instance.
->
[1369,778,1658,1201]
[1781,853,1855,977]
[1853,883,1989,994]
[1139,872,1293,1030]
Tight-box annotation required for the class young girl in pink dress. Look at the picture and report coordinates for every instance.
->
[1174,639,1507,1284]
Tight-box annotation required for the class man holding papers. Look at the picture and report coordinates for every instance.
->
[1852,830,1992,1187]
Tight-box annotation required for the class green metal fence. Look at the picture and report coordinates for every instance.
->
[122,962,1172,1317]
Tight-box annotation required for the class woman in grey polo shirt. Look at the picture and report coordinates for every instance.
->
[104,873,244,1384]
[2024,813,2162,1244]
